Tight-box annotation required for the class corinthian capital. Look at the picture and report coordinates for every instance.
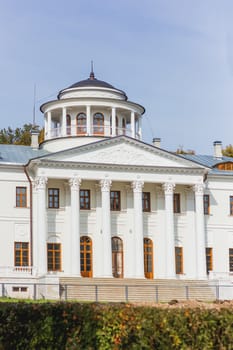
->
[34,176,48,190]
[69,177,81,190]
[193,183,205,195]
[131,180,144,193]
[100,178,112,191]
[162,182,175,194]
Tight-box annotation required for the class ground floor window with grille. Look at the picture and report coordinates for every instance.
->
[175,247,183,274]
[206,247,213,274]
[47,243,61,271]
[229,248,233,272]
[144,238,153,279]
[14,242,29,266]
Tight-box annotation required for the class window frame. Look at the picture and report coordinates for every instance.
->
[76,113,87,135]
[80,189,91,210]
[206,247,213,274]
[203,194,210,215]
[142,192,151,212]
[175,246,183,274]
[47,243,61,272]
[16,186,27,208]
[112,236,124,278]
[144,238,154,279]
[48,188,60,209]
[173,193,181,214]
[93,112,104,135]
[230,196,233,216]
[110,191,121,211]
[229,248,233,273]
[14,242,29,267]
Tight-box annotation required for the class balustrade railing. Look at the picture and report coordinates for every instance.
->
[46,125,140,140]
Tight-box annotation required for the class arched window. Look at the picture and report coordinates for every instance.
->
[66,115,71,135]
[112,237,123,278]
[93,113,104,135]
[144,238,153,279]
[122,118,126,135]
[76,113,86,135]
[80,236,92,277]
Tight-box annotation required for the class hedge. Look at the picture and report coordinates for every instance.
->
[0,302,233,349]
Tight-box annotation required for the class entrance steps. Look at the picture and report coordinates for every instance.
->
[59,277,217,302]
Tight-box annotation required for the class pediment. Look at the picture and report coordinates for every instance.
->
[40,137,205,169]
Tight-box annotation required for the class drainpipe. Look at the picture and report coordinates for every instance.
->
[23,166,33,272]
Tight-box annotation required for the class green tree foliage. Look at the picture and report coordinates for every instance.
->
[222,144,233,157]
[0,124,44,145]
[175,145,195,155]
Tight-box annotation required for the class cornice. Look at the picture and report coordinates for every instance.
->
[33,159,206,175]
[40,96,145,114]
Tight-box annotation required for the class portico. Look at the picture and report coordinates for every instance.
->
[30,141,207,281]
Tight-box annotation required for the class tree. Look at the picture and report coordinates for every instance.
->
[222,144,233,158]
[175,145,195,155]
[0,124,44,146]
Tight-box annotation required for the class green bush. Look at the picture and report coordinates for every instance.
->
[0,302,233,349]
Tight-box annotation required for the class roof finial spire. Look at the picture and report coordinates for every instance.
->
[90,60,95,80]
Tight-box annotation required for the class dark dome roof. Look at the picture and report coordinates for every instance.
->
[69,76,115,90]
[62,71,127,97]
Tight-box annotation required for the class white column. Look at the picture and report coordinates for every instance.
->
[100,178,113,277]
[69,177,81,276]
[138,115,142,140]
[35,176,48,276]
[62,107,67,137]
[112,107,116,137]
[131,111,135,138]
[86,105,91,135]
[163,183,176,278]
[193,184,207,279]
[132,180,145,278]
[44,115,48,140]
[47,111,51,139]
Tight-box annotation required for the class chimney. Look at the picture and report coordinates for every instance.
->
[31,130,40,149]
[153,137,161,148]
[213,141,222,158]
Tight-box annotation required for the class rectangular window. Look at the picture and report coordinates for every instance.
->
[110,191,121,211]
[47,243,61,271]
[175,247,183,274]
[142,192,151,212]
[203,194,210,215]
[206,247,213,274]
[14,242,29,267]
[16,187,27,207]
[173,193,181,213]
[80,189,90,210]
[230,196,233,216]
[229,248,233,272]
[48,188,59,208]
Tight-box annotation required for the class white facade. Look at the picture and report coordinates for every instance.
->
[1,71,233,296]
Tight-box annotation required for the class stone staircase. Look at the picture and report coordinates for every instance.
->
[59,277,217,302]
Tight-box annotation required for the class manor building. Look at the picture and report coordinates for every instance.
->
[0,70,233,297]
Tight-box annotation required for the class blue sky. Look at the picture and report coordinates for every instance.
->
[0,0,233,154]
